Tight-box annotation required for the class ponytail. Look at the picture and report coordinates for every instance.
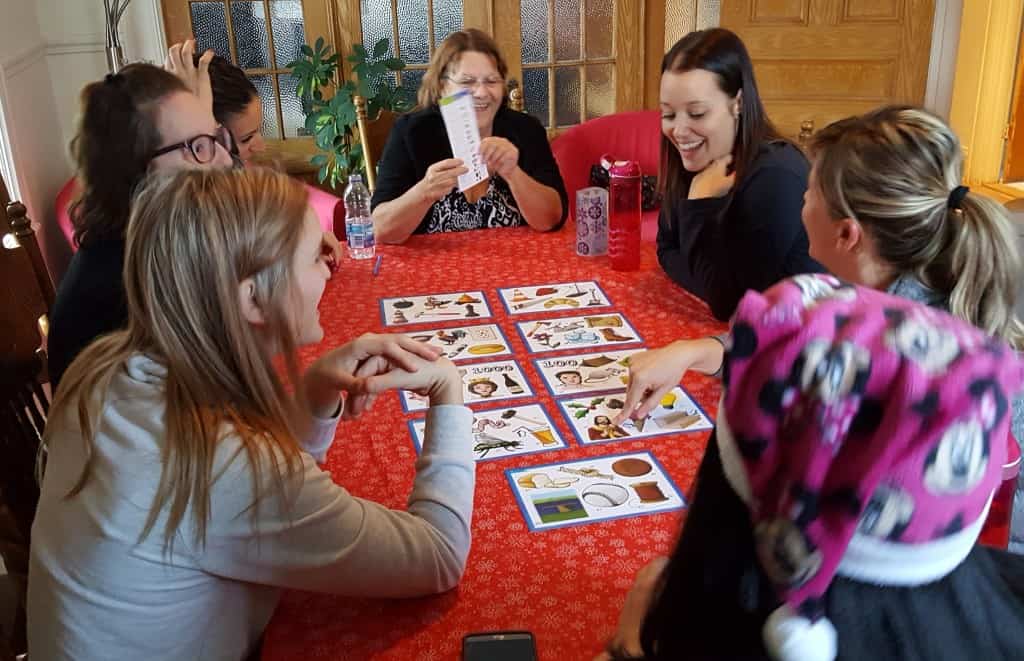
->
[947,192,1024,347]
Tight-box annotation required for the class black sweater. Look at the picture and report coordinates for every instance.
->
[371,105,568,234]
[656,141,822,321]
[47,238,127,391]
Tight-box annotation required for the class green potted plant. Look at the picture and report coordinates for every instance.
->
[288,37,413,189]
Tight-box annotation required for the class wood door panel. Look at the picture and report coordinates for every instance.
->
[722,0,934,138]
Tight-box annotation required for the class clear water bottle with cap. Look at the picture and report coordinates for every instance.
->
[608,160,641,271]
[343,174,375,260]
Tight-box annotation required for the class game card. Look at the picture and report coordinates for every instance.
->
[380,290,491,327]
[506,451,686,531]
[496,281,611,315]
[556,387,712,445]
[407,403,567,462]
[533,349,641,397]
[399,359,534,412]
[515,313,642,353]
[403,323,513,362]
[439,89,488,191]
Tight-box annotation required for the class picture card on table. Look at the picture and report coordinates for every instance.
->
[506,451,686,531]
[556,386,712,445]
[380,290,491,327]
[402,323,513,362]
[533,348,642,397]
[515,313,642,353]
[496,281,611,315]
[438,89,488,191]
[399,359,534,412]
[407,403,567,462]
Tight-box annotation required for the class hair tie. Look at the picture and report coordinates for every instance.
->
[947,185,969,210]
[104,72,123,86]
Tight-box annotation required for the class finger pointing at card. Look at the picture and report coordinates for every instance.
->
[479,136,519,179]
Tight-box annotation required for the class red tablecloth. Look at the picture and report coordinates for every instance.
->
[264,226,727,660]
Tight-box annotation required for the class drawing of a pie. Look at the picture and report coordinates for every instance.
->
[585,315,624,328]
[467,344,505,355]
[611,458,652,477]
[580,355,615,368]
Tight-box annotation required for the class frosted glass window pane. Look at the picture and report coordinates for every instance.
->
[231,1,271,69]
[361,0,396,59]
[277,74,304,138]
[522,68,550,127]
[696,0,721,30]
[190,2,231,61]
[520,0,549,64]
[251,75,281,139]
[554,66,580,126]
[401,69,426,99]
[665,0,694,53]
[270,0,305,69]
[554,0,580,61]
[585,63,612,120]
[398,1,429,65]
[433,0,463,46]
[585,0,613,58]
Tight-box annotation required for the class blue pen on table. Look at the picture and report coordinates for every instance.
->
[372,254,383,276]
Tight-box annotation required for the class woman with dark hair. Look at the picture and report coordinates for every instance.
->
[47,62,233,390]
[371,28,567,243]
[601,275,1024,661]
[204,53,265,164]
[657,28,820,321]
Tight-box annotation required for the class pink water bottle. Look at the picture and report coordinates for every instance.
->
[608,160,642,271]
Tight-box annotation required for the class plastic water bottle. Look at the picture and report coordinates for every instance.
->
[608,160,641,271]
[343,174,375,260]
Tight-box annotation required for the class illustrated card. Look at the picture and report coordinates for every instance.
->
[496,281,611,315]
[399,359,534,412]
[515,313,642,353]
[533,349,642,397]
[438,89,489,191]
[556,387,712,445]
[402,323,513,362]
[407,403,567,462]
[380,290,491,327]
[506,451,686,531]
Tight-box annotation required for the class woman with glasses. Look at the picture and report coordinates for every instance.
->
[47,62,234,390]
[371,28,568,243]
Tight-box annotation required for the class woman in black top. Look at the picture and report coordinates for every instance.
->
[48,58,233,390]
[371,29,567,243]
[657,28,820,321]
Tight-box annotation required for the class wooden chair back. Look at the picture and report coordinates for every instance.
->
[353,95,398,194]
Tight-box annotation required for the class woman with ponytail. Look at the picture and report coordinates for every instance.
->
[48,62,233,389]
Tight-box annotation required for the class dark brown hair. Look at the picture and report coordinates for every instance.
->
[659,28,790,204]
[69,63,187,247]
[418,28,509,108]
[196,53,259,126]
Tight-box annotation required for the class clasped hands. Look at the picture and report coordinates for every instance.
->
[304,334,462,420]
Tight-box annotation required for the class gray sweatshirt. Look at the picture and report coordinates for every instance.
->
[28,353,475,660]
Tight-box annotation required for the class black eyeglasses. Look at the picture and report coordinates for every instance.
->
[150,125,233,164]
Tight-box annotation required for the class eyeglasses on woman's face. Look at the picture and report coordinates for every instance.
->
[443,75,505,91]
[150,125,234,165]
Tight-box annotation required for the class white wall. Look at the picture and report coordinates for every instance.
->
[0,0,72,281]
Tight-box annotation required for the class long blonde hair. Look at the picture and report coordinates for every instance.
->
[417,28,509,108]
[809,105,1024,347]
[50,168,311,550]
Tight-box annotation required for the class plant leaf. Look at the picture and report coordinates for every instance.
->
[300,44,313,57]
[373,37,389,58]
[383,58,404,71]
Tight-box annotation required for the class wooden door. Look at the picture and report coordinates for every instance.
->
[720,0,935,140]
[1003,32,1024,182]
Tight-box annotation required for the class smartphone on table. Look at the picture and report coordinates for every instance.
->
[462,630,538,661]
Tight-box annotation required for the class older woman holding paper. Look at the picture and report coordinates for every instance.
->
[371,29,568,243]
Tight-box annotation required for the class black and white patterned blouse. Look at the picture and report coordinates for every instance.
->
[371,105,568,235]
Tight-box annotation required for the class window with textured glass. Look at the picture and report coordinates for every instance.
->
[184,0,309,140]
[664,0,720,54]
[519,0,616,129]
[359,0,463,94]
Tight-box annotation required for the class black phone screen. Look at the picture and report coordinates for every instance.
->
[463,631,538,661]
